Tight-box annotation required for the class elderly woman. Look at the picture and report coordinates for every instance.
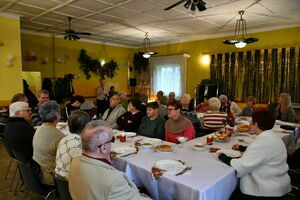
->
[274,93,296,122]
[219,95,242,116]
[218,108,291,199]
[116,99,145,132]
[203,97,227,134]
[241,96,256,117]
[32,101,64,185]
[165,100,195,143]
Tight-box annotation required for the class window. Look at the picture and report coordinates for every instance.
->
[150,55,187,98]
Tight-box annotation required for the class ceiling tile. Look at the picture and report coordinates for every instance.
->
[71,0,107,12]
[103,7,137,18]
[19,0,59,10]
[9,4,44,15]
[122,0,161,12]
[86,13,118,22]
[55,6,92,17]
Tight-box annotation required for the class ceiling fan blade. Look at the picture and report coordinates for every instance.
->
[74,32,92,36]
[184,0,191,9]
[245,37,259,44]
[64,35,68,40]
[197,0,207,11]
[164,0,186,10]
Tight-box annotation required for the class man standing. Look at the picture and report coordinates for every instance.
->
[96,79,109,117]
[31,89,49,126]
[69,120,149,200]
[138,102,165,139]
[101,94,126,129]
[4,102,34,161]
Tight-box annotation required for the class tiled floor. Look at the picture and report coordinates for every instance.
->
[0,140,42,200]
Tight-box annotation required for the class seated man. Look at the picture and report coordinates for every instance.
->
[55,110,91,180]
[69,120,150,200]
[4,102,34,161]
[138,102,165,139]
[31,89,49,126]
[101,94,126,129]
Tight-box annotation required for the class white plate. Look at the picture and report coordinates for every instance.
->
[237,137,254,144]
[115,132,137,138]
[153,144,174,153]
[192,143,206,151]
[155,159,184,172]
[217,149,241,158]
[140,138,162,148]
[112,146,136,156]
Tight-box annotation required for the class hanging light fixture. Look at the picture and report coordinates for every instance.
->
[142,32,157,58]
[223,11,258,48]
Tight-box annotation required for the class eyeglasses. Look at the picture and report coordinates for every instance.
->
[167,108,176,111]
[19,108,32,112]
[98,136,115,148]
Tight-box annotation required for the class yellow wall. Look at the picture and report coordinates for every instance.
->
[22,71,41,96]
[21,33,134,97]
[149,26,300,96]
[0,15,23,106]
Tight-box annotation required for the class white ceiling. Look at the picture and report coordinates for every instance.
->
[1,0,300,47]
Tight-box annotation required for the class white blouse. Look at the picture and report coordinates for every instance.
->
[231,130,291,197]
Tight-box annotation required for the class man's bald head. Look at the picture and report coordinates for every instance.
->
[81,120,113,153]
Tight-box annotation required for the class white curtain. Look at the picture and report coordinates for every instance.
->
[150,55,187,98]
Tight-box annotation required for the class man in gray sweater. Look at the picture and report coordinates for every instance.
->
[138,102,165,139]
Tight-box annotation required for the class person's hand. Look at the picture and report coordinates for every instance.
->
[127,120,132,123]
[232,144,240,150]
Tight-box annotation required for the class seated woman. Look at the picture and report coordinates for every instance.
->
[116,99,145,132]
[33,101,64,185]
[65,95,85,118]
[274,93,296,122]
[219,95,242,116]
[241,96,256,116]
[195,96,210,113]
[138,102,165,139]
[218,108,291,199]
[203,97,227,134]
[165,100,195,144]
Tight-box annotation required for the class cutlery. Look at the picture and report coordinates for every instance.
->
[175,166,192,176]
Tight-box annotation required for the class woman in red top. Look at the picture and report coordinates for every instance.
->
[165,100,195,144]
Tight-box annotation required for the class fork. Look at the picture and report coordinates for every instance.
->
[175,166,192,176]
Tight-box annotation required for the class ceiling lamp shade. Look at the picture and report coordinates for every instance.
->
[223,11,258,48]
[142,33,157,58]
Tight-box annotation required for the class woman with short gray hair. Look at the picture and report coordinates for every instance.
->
[202,97,227,135]
[33,100,64,185]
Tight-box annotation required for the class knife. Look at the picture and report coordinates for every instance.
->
[175,166,192,176]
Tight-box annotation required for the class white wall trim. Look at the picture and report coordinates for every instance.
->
[0,12,20,19]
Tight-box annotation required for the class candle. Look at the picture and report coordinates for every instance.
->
[207,136,213,145]
[120,133,126,142]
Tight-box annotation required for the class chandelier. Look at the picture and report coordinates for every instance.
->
[142,33,157,58]
[223,11,258,48]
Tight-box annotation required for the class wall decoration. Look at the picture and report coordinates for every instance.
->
[210,47,300,103]
[78,49,119,80]
[5,55,15,66]
[0,41,4,46]
[41,57,49,64]
[26,51,37,61]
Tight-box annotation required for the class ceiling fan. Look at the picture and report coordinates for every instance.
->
[64,17,92,40]
[164,0,207,11]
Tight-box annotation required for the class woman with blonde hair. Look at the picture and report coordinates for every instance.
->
[274,93,296,122]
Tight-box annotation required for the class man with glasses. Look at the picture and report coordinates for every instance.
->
[69,120,149,200]
[3,102,35,161]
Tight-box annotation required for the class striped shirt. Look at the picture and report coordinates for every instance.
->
[203,112,227,130]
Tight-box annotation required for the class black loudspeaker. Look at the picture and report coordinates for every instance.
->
[129,78,137,86]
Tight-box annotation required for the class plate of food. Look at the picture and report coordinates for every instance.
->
[154,144,174,153]
[213,131,230,142]
[111,146,136,157]
[140,138,162,148]
[155,159,184,173]
[209,147,221,152]
[217,149,241,158]
[237,124,251,132]
[192,143,206,151]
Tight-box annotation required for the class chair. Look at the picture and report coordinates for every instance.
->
[53,174,72,200]
[288,169,300,199]
[11,149,56,200]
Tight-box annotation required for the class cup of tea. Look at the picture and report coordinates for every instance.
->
[207,136,213,145]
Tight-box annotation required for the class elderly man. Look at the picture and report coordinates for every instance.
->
[33,101,64,185]
[168,92,176,103]
[31,89,49,126]
[101,94,126,129]
[69,120,149,200]
[3,102,34,161]
[55,110,91,180]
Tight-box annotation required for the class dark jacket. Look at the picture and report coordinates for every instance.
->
[116,111,145,132]
[3,117,35,161]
